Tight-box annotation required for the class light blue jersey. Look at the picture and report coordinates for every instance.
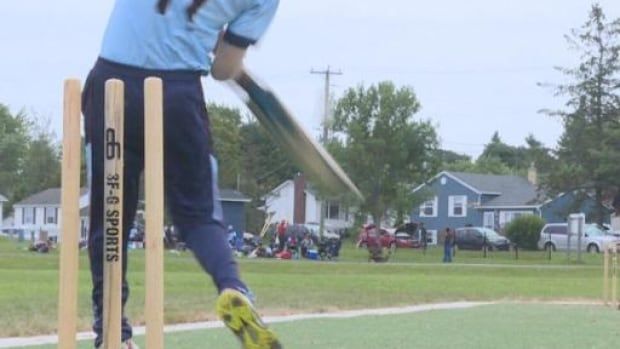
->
[100,0,279,73]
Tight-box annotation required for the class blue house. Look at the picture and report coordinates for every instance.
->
[411,171,603,237]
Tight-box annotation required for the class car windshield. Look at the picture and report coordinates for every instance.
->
[585,225,605,237]
[481,228,502,240]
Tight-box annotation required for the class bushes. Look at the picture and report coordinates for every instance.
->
[505,215,545,250]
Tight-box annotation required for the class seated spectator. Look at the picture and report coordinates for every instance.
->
[300,234,313,258]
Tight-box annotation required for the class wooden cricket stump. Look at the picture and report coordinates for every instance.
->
[57,79,82,349]
[144,77,165,349]
[603,242,619,310]
[103,79,124,349]
[58,77,165,348]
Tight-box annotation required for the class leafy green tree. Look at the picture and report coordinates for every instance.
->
[479,131,530,170]
[444,156,513,175]
[438,149,470,164]
[15,129,61,204]
[0,107,61,214]
[331,81,439,224]
[209,103,243,189]
[540,4,620,224]
[442,134,555,179]
[0,105,30,209]
[237,121,298,232]
[523,134,555,176]
[475,156,515,175]
[238,121,298,194]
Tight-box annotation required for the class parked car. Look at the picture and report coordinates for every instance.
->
[600,223,620,237]
[394,232,419,248]
[537,223,620,253]
[392,223,422,248]
[454,227,511,251]
[357,224,397,251]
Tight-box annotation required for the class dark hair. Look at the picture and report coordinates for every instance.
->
[157,0,208,20]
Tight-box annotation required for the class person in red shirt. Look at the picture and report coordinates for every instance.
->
[276,220,288,251]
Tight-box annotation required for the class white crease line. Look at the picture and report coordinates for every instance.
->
[0,302,490,348]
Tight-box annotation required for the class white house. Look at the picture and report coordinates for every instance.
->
[0,193,7,231]
[262,175,353,229]
[13,188,89,242]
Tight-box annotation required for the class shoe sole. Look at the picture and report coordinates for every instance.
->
[216,290,282,349]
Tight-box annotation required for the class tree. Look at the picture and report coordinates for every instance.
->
[438,149,470,164]
[237,121,298,232]
[15,129,61,203]
[480,131,529,170]
[0,105,30,207]
[443,155,513,175]
[540,4,620,224]
[209,103,243,189]
[331,81,440,224]
[239,121,298,194]
[0,107,61,214]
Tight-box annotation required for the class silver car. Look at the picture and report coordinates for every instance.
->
[537,223,620,253]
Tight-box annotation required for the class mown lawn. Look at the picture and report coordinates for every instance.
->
[0,237,613,338]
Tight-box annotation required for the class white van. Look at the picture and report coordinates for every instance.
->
[537,223,620,253]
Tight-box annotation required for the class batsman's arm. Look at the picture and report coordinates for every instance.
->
[211,0,279,80]
[211,33,247,81]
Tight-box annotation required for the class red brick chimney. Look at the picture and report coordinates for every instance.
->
[293,173,306,224]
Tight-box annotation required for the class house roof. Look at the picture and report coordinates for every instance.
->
[414,171,542,208]
[0,194,7,202]
[219,189,251,203]
[264,180,294,199]
[448,172,541,207]
[14,188,88,206]
[16,187,249,209]
[263,179,319,201]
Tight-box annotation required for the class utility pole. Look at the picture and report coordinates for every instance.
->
[311,66,342,142]
[311,66,342,238]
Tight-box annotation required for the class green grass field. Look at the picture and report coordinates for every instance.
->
[0,236,616,340]
[8,304,620,349]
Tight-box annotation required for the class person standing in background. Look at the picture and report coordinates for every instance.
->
[443,227,455,263]
[419,222,428,255]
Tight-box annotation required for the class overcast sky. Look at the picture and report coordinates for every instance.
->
[1,1,619,158]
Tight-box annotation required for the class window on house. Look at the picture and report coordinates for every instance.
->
[449,196,467,217]
[420,197,438,217]
[23,207,35,225]
[325,201,340,220]
[45,207,57,224]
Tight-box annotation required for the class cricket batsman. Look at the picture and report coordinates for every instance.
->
[82,0,281,348]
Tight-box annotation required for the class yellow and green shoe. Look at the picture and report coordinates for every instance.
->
[216,289,282,349]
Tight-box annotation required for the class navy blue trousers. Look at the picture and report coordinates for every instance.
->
[82,58,246,346]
